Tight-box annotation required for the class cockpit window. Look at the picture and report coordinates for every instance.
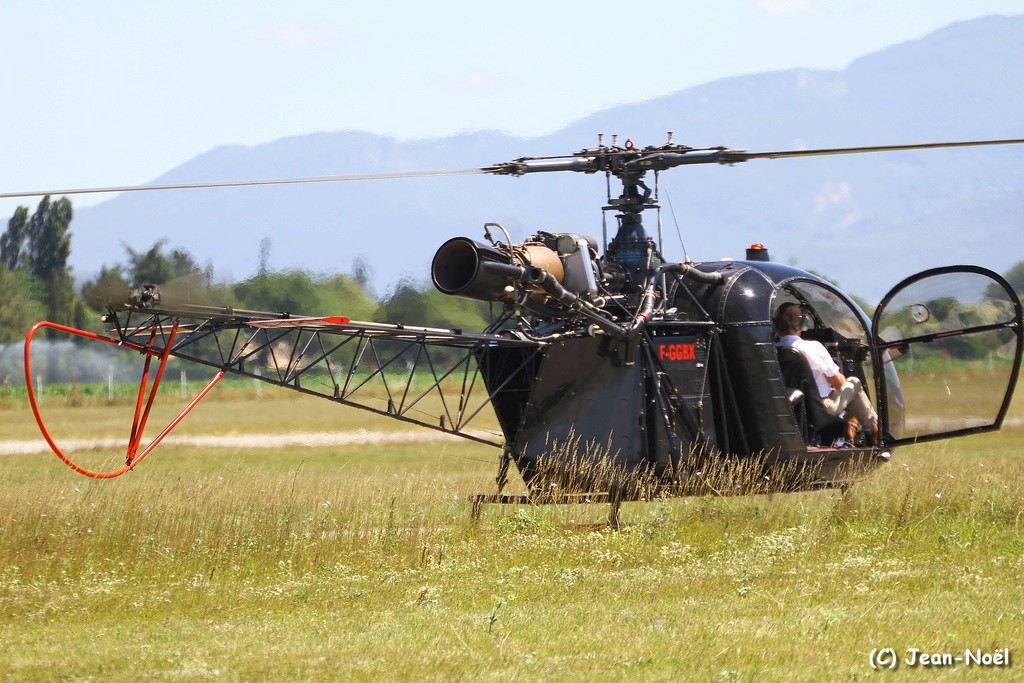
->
[775,281,869,346]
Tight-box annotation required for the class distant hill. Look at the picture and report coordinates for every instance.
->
[69,14,1024,303]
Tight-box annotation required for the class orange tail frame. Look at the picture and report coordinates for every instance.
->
[24,320,224,478]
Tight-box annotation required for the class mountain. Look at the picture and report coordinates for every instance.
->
[69,14,1024,303]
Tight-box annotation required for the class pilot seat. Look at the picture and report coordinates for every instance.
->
[777,346,846,446]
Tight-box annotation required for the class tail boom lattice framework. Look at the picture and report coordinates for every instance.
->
[27,304,541,477]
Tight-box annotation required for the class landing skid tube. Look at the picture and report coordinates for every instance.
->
[469,451,624,528]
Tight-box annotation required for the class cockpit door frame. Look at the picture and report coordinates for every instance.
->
[870,265,1023,447]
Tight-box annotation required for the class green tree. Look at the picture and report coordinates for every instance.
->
[120,240,218,305]
[0,268,45,343]
[318,272,377,322]
[1002,259,1024,296]
[81,264,130,311]
[0,206,29,271]
[374,277,490,331]
[168,247,210,285]
[233,270,323,314]
[25,196,72,279]
[121,239,211,286]
[371,277,492,367]
[124,240,176,287]
[18,197,76,381]
[233,270,377,320]
[12,196,77,340]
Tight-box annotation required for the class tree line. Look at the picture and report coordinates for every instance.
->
[0,197,492,345]
[1,197,83,343]
[4,196,1024,347]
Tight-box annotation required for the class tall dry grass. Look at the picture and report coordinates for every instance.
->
[0,390,1021,680]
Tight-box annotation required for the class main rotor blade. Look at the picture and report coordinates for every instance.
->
[737,137,1024,161]
[0,167,489,200]
[6,137,1024,200]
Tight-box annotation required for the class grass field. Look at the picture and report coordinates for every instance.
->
[1,383,1022,680]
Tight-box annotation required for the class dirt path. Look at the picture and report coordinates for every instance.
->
[4,418,1019,457]
[0,429,484,456]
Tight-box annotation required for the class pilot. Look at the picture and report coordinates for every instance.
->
[774,302,879,445]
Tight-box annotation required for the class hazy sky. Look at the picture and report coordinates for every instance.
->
[3,0,1023,218]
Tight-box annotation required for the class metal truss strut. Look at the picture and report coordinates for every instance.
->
[107,304,543,447]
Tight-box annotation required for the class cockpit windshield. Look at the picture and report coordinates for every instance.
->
[774,281,869,346]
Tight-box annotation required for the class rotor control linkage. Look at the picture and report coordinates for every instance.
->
[483,144,747,178]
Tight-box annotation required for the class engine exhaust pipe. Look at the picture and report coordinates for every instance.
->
[431,237,564,303]
[431,237,519,302]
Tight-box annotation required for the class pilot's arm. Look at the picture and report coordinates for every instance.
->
[825,370,846,390]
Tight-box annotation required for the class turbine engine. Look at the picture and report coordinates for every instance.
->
[431,230,599,305]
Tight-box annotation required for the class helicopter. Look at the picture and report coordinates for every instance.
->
[16,133,1024,526]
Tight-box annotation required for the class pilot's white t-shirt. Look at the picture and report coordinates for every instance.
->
[777,334,840,398]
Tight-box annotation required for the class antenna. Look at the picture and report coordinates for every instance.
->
[664,189,689,263]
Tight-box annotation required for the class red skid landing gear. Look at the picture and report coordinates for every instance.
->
[24,320,223,478]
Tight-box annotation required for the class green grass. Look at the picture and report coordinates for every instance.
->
[0,390,1022,680]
